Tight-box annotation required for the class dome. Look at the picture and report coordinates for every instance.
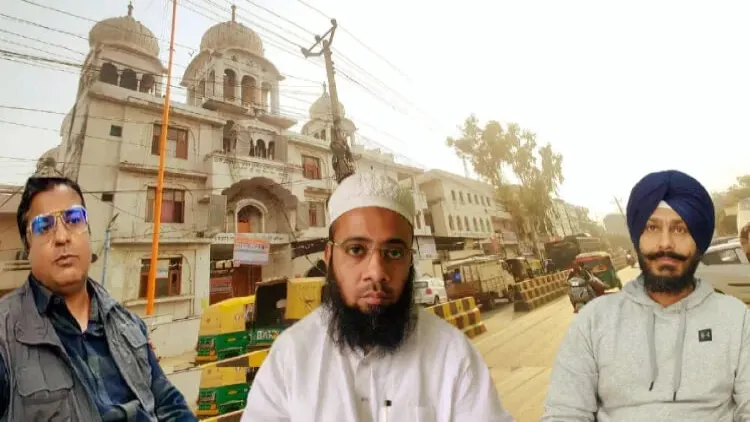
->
[88,4,159,58]
[310,83,345,120]
[200,7,264,57]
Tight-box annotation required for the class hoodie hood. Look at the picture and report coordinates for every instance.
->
[622,276,715,401]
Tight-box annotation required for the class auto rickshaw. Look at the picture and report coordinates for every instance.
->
[195,349,269,418]
[195,295,256,363]
[246,276,326,350]
[527,258,544,277]
[573,251,623,290]
[505,257,534,282]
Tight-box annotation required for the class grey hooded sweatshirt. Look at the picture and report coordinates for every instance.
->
[542,277,750,422]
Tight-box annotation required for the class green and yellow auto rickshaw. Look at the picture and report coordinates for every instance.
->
[246,276,326,350]
[195,296,256,363]
[196,349,269,419]
[574,251,623,290]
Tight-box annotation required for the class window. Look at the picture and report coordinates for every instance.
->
[302,155,321,179]
[702,248,743,265]
[101,192,114,202]
[109,125,122,137]
[146,188,185,223]
[308,202,324,227]
[451,191,456,201]
[152,124,188,159]
[139,258,182,298]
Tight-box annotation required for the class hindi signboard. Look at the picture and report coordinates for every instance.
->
[233,233,270,265]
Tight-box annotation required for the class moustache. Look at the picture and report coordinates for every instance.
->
[643,250,689,262]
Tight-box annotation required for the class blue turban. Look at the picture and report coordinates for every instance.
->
[626,170,715,254]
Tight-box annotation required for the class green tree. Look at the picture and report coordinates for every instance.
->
[446,115,564,251]
[712,175,750,235]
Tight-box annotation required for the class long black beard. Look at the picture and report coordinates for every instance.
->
[322,259,417,356]
[639,250,700,294]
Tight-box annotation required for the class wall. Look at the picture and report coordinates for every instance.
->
[104,244,210,318]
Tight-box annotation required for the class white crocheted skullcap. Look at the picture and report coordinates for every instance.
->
[327,171,415,227]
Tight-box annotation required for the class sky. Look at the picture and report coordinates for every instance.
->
[0,0,748,221]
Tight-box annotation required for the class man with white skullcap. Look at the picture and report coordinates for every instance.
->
[242,172,515,422]
[543,170,750,421]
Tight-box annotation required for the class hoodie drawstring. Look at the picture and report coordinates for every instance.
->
[647,302,688,401]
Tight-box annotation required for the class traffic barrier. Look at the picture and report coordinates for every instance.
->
[512,270,571,312]
[426,296,487,339]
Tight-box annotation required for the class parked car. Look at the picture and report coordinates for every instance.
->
[413,277,448,306]
[695,240,750,303]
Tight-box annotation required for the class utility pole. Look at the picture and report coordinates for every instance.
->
[301,19,355,183]
[145,0,178,315]
[101,213,119,288]
[613,196,626,218]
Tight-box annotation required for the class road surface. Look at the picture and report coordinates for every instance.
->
[475,267,641,422]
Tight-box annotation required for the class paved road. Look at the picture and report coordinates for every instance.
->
[474,267,641,422]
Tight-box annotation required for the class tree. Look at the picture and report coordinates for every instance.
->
[712,175,750,235]
[446,115,564,251]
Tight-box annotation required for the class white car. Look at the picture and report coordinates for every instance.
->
[696,240,750,303]
[413,277,448,306]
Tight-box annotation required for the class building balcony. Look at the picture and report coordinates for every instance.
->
[0,260,30,293]
[205,152,299,188]
[200,95,297,130]
[212,232,291,245]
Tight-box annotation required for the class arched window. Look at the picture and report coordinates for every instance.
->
[255,139,266,158]
[100,62,118,85]
[237,205,263,233]
[241,75,256,106]
[267,141,275,160]
[119,69,137,91]
[139,74,155,94]
[223,69,236,101]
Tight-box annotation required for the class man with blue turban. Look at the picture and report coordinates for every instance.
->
[542,170,750,421]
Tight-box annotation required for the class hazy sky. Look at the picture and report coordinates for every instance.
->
[1,0,748,220]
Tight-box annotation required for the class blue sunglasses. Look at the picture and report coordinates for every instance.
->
[28,205,89,236]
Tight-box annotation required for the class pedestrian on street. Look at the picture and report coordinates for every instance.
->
[0,176,196,421]
[542,170,750,421]
[241,171,515,422]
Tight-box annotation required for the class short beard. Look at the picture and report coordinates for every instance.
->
[322,258,417,356]
[638,250,700,294]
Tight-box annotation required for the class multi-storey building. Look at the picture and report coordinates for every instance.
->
[23,5,431,330]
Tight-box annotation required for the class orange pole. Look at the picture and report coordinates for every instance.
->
[146,0,178,315]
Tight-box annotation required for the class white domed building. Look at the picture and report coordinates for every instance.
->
[30,5,435,372]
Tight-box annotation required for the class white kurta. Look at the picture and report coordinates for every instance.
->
[241,308,515,422]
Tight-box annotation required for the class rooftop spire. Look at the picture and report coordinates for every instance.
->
[127,1,133,17]
[231,4,237,22]
[322,82,327,94]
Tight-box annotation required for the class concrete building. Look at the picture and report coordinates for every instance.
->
[0,185,25,296]
[415,170,518,264]
[24,5,433,360]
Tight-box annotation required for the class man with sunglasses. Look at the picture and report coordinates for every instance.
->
[241,171,514,421]
[0,177,195,421]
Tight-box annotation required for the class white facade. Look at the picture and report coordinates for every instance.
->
[31,5,431,340]
[416,169,498,244]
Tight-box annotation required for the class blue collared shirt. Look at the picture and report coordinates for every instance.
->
[0,277,196,421]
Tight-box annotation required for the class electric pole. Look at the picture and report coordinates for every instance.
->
[101,213,119,288]
[301,19,355,183]
[613,196,626,218]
